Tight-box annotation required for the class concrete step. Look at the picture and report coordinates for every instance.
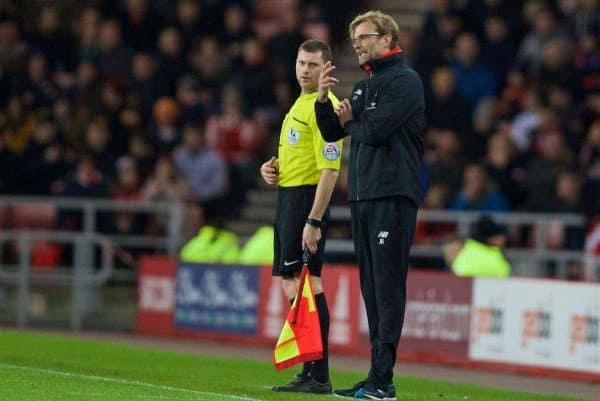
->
[225,220,267,238]
[334,68,362,80]
[335,55,360,69]
[331,70,362,98]
[367,0,426,30]
[336,83,357,99]
[240,204,276,222]
[333,45,359,66]
[246,188,277,207]
[391,13,424,30]
[370,0,427,12]
[256,179,278,191]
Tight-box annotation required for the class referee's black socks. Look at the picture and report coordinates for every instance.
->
[311,292,330,383]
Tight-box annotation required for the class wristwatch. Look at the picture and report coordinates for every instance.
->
[306,218,322,228]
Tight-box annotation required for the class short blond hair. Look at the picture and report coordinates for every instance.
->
[349,10,400,49]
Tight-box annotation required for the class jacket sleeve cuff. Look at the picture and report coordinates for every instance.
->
[315,98,333,109]
[343,120,355,131]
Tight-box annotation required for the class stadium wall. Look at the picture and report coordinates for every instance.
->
[135,256,600,383]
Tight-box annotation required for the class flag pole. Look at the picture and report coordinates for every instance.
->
[292,248,311,324]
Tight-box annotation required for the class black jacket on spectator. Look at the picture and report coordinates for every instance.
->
[130,73,171,118]
[27,31,74,71]
[18,140,67,194]
[483,39,517,87]
[0,144,16,193]
[158,55,187,93]
[426,93,471,135]
[316,51,425,205]
[119,11,162,52]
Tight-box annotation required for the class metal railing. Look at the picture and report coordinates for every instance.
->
[328,207,597,279]
[0,196,185,255]
[0,230,115,330]
[0,196,597,289]
[0,196,186,330]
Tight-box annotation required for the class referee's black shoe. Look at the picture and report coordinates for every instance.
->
[272,373,309,392]
[273,375,332,394]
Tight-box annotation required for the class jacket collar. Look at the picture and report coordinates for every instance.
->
[361,47,403,73]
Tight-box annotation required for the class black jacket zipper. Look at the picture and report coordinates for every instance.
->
[356,73,374,201]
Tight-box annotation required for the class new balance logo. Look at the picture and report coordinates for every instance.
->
[377,231,389,245]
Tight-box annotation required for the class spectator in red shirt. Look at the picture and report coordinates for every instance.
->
[112,156,141,200]
[205,84,263,164]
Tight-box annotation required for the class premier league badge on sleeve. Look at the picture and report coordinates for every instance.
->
[323,143,340,161]
[288,128,300,145]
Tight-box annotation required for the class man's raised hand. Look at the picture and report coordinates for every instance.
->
[336,98,354,126]
[317,61,339,103]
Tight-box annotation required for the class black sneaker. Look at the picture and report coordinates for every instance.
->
[334,381,395,400]
[295,377,332,394]
[333,380,368,398]
[272,373,309,392]
[363,383,396,400]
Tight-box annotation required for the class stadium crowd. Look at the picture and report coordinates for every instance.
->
[403,0,600,259]
[0,0,356,230]
[0,0,598,260]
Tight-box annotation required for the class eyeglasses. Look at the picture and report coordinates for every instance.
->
[350,32,381,45]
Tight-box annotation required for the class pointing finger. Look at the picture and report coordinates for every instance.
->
[321,63,336,76]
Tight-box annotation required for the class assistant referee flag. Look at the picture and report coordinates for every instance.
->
[273,256,322,370]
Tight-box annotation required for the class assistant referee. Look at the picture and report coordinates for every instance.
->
[260,39,342,394]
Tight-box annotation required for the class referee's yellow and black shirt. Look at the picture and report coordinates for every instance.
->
[278,91,343,187]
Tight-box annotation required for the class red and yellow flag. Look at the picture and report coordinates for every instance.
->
[273,265,323,370]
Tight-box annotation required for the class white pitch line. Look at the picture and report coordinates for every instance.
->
[15,388,175,401]
[0,363,263,401]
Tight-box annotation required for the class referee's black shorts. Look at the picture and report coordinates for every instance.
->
[273,185,329,278]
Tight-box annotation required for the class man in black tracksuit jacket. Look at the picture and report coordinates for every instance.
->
[315,11,425,400]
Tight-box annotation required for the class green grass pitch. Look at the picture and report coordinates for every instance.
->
[0,329,585,401]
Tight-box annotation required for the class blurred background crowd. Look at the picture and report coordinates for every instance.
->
[0,0,598,271]
[0,0,357,230]
[400,0,600,257]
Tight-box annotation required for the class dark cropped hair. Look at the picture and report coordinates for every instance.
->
[299,39,332,62]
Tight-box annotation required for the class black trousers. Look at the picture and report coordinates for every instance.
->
[350,196,417,387]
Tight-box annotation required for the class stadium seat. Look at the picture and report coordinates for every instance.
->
[31,242,62,269]
[10,203,57,229]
